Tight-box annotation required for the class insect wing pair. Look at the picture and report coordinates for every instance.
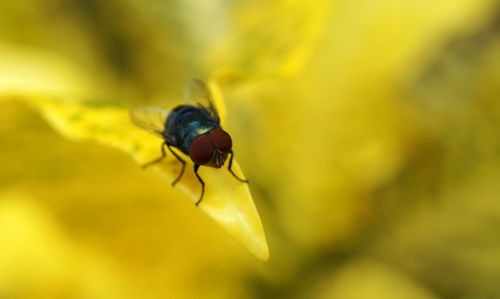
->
[130,79,218,139]
[130,79,248,205]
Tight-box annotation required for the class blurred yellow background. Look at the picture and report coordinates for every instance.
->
[2,0,500,298]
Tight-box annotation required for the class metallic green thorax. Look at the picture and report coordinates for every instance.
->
[164,105,220,155]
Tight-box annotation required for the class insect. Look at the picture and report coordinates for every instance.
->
[130,79,248,205]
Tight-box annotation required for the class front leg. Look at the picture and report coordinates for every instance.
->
[227,150,249,183]
[193,164,205,206]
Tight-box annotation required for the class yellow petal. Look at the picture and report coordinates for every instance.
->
[0,43,95,97]
[191,163,269,261]
[0,94,269,261]
[208,1,332,79]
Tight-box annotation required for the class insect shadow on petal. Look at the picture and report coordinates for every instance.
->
[130,79,248,205]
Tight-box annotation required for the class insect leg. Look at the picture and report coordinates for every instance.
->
[167,143,186,186]
[227,150,249,183]
[142,142,167,168]
[193,164,205,206]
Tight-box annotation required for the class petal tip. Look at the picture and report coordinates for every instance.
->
[253,240,270,262]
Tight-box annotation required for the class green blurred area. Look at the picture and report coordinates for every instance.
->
[2,0,500,298]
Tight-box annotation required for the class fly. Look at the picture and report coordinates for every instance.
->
[130,79,248,205]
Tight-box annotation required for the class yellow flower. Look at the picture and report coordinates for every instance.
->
[2,0,500,298]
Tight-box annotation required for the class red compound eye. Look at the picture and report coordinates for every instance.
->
[190,135,214,165]
[209,129,232,153]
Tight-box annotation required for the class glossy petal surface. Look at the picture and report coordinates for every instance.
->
[1,93,268,261]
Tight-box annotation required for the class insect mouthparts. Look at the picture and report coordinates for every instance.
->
[215,153,222,167]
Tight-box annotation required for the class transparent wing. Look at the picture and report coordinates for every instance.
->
[184,78,220,123]
[129,106,170,136]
